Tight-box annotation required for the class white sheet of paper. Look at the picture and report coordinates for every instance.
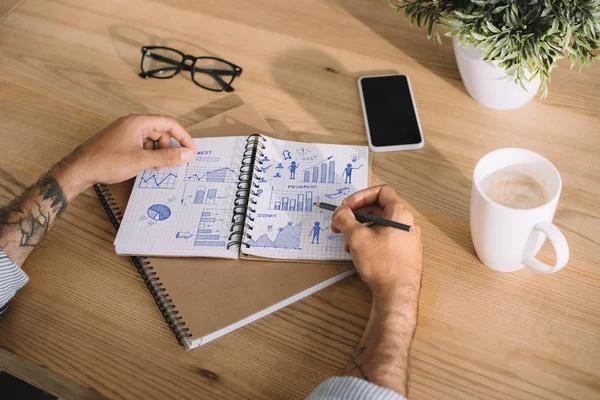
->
[114,136,247,258]
[242,136,369,260]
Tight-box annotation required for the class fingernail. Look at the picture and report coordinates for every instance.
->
[181,148,195,162]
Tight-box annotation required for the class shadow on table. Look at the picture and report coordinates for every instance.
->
[335,0,467,95]
[271,46,475,257]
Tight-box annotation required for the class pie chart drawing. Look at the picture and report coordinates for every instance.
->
[147,204,171,221]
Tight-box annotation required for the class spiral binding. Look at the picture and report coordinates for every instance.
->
[93,184,191,346]
[227,134,267,249]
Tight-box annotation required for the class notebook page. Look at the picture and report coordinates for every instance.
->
[114,136,248,258]
[243,136,369,261]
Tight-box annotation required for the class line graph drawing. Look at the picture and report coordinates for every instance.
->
[324,187,350,199]
[147,204,171,221]
[268,187,321,212]
[184,166,237,183]
[194,209,228,247]
[302,156,335,183]
[138,167,178,189]
[247,222,302,249]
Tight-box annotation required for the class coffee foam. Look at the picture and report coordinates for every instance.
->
[482,165,549,209]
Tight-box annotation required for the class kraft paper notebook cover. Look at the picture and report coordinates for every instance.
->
[95,104,355,349]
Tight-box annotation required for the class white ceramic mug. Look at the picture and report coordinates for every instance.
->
[470,148,569,273]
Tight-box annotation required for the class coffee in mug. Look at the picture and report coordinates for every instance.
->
[470,149,569,273]
[481,164,550,209]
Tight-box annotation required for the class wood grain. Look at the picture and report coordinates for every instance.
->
[0,0,599,399]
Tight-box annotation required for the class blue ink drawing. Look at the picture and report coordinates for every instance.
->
[261,164,273,173]
[138,168,178,189]
[263,155,271,162]
[268,187,321,212]
[351,152,362,163]
[297,146,311,156]
[147,204,171,221]
[256,189,264,197]
[184,166,237,183]
[193,187,218,204]
[176,231,193,239]
[276,163,284,169]
[282,150,292,160]
[309,221,328,244]
[247,222,302,249]
[194,210,227,247]
[273,172,282,178]
[324,187,350,199]
[259,177,267,183]
[302,156,335,183]
[288,161,298,179]
[342,164,363,184]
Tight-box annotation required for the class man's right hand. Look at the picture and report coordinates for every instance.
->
[331,185,423,296]
[333,185,423,395]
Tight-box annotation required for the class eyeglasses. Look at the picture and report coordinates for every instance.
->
[139,46,243,92]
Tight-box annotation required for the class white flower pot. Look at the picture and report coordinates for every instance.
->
[453,37,541,110]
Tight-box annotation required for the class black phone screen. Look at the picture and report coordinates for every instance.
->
[360,75,422,147]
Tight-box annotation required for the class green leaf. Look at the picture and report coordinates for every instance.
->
[486,20,501,33]
[547,19,560,35]
[470,32,487,40]
[504,51,520,60]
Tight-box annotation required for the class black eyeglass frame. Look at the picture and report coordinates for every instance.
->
[139,46,243,92]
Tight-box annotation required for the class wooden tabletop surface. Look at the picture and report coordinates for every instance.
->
[1,0,599,399]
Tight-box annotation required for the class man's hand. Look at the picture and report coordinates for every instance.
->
[54,114,198,200]
[331,185,422,295]
[0,114,197,266]
[331,185,423,396]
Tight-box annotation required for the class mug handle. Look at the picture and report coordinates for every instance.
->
[522,221,569,274]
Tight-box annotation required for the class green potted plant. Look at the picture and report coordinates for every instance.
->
[390,0,600,109]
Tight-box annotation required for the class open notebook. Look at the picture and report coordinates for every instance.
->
[95,104,359,349]
[114,134,369,261]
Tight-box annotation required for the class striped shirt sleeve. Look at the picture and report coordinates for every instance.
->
[0,250,28,314]
[306,377,406,400]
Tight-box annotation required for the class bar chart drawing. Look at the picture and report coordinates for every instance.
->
[194,209,227,247]
[193,187,218,204]
[138,167,178,189]
[268,188,320,212]
[302,156,336,183]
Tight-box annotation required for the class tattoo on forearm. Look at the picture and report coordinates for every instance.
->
[0,174,68,265]
[350,346,369,381]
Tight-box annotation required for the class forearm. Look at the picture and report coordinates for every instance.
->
[0,159,83,266]
[345,285,419,396]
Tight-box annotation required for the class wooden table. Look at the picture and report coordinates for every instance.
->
[1,1,599,399]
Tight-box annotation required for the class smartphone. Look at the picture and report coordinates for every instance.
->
[358,74,424,152]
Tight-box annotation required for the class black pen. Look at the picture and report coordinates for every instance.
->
[314,202,413,232]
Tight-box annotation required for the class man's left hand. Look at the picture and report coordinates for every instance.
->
[53,114,198,200]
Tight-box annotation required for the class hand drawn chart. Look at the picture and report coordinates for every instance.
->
[147,204,171,221]
[268,187,322,212]
[138,167,178,189]
[194,209,229,248]
[184,166,237,183]
[302,156,335,183]
[247,222,302,249]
